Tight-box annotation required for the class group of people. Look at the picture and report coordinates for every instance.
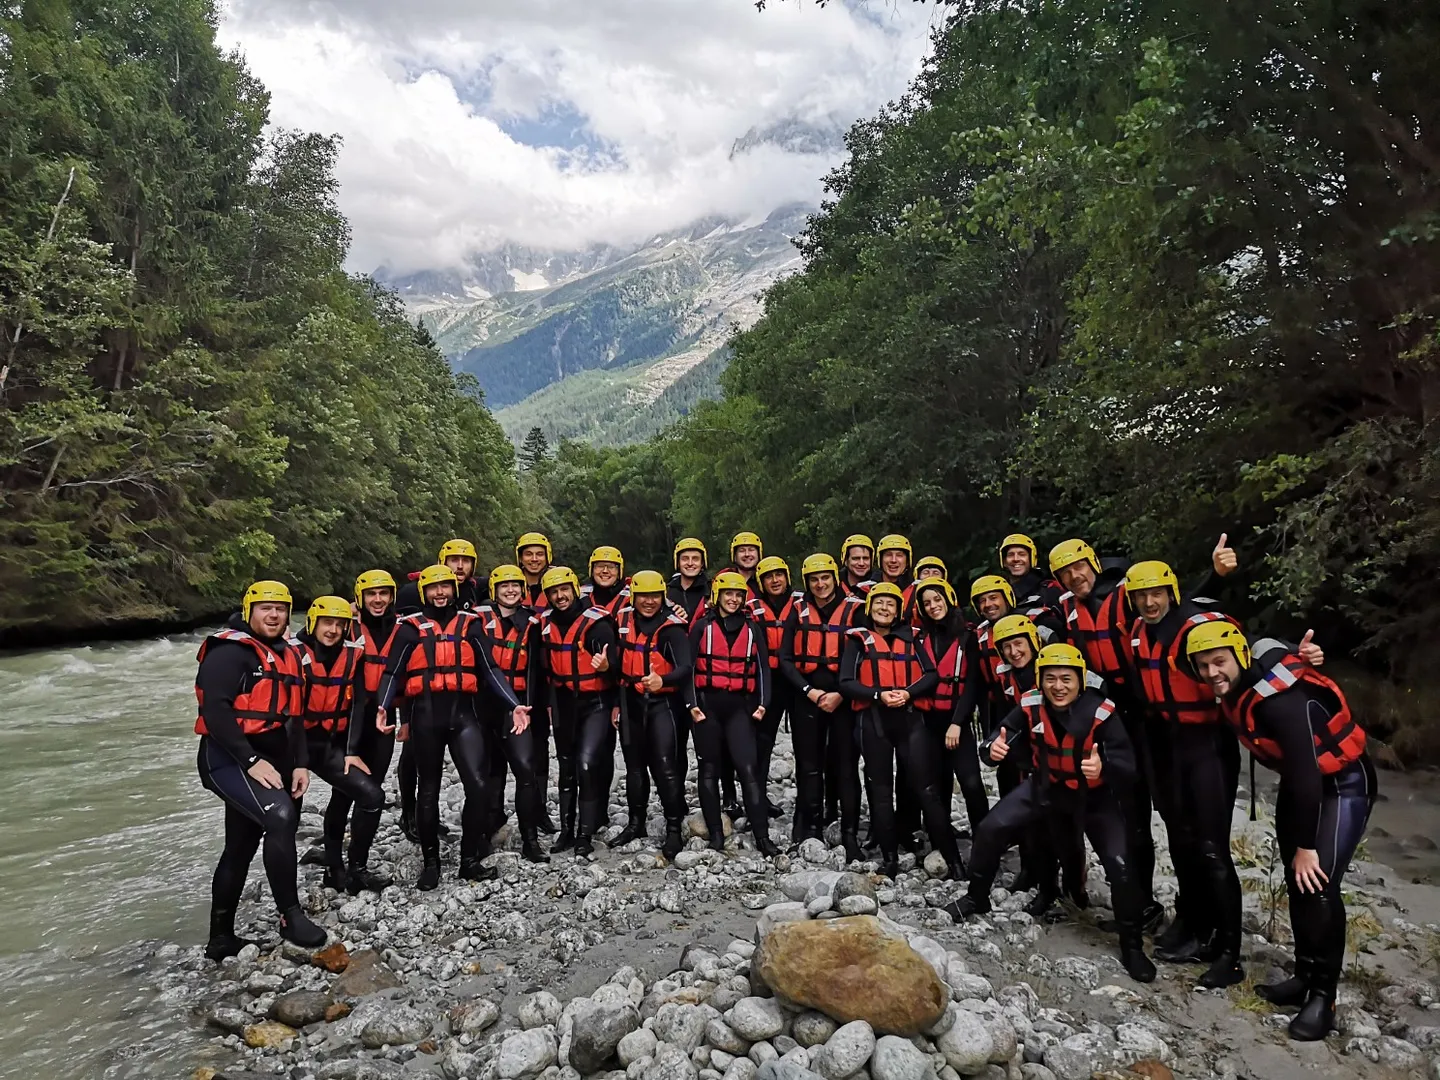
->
[193,528,1376,1044]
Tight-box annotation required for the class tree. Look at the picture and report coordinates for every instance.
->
[519,426,551,472]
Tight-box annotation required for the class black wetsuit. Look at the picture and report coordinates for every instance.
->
[195,616,307,933]
[350,607,402,866]
[477,604,545,843]
[749,590,797,804]
[617,610,692,836]
[917,614,990,833]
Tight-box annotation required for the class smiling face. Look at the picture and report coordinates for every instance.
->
[1131,586,1173,625]
[314,616,346,646]
[424,581,456,608]
[495,581,524,608]
[547,583,576,611]
[806,571,837,603]
[918,565,944,581]
[717,590,745,615]
[1056,560,1096,600]
[869,594,899,628]
[880,550,908,579]
[1192,646,1242,697]
[999,636,1035,669]
[921,589,949,621]
[591,561,620,588]
[634,592,664,617]
[761,569,789,597]
[677,550,704,578]
[1041,667,1081,709]
[519,546,549,576]
[1003,546,1032,576]
[361,586,393,617]
[976,590,1010,623]
[845,546,872,579]
[733,545,761,571]
[249,601,290,639]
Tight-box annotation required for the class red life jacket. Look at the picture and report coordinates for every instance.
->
[748,593,797,670]
[1021,688,1112,790]
[792,595,863,674]
[481,607,532,694]
[194,629,303,736]
[299,639,363,732]
[616,606,685,693]
[354,619,400,695]
[1223,655,1366,774]
[526,581,552,612]
[694,615,761,693]
[848,627,927,710]
[974,620,1006,690]
[585,585,629,618]
[538,607,610,694]
[1128,610,1234,725]
[1061,585,1129,683]
[400,611,481,697]
[841,579,875,599]
[915,631,969,714]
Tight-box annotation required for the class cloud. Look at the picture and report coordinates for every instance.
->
[218,0,938,274]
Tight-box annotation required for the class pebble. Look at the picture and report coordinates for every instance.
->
[871,1034,928,1080]
[731,997,787,1041]
[794,1012,839,1048]
[817,1021,876,1079]
[498,1027,561,1078]
[837,895,877,916]
[620,1028,660,1066]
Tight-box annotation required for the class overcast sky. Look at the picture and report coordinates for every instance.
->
[218,1,938,274]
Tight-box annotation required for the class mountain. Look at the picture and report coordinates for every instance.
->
[382,204,811,444]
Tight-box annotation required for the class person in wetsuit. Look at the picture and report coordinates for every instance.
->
[195,580,327,959]
[614,570,693,857]
[746,556,797,817]
[375,564,530,889]
[839,534,877,599]
[998,533,1065,610]
[583,546,630,617]
[478,564,549,863]
[668,538,711,628]
[293,596,386,893]
[780,553,866,858]
[526,566,619,856]
[691,572,779,855]
[1188,622,1374,1042]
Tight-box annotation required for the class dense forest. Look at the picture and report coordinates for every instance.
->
[0,0,522,639]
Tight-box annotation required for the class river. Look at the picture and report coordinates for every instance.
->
[4,633,1440,1079]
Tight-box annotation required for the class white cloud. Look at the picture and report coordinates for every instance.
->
[218,0,938,274]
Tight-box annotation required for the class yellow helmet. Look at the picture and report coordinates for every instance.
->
[969,574,1016,610]
[711,571,750,603]
[992,614,1040,655]
[1035,643,1088,680]
[801,553,839,579]
[914,577,958,610]
[488,563,527,599]
[1124,560,1181,606]
[1185,619,1252,670]
[673,537,708,570]
[354,569,397,606]
[306,595,354,634]
[842,533,875,556]
[876,534,913,559]
[914,555,948,580]
[515,532,553,562]
[417,564,459,595]
[865,580,906,615]
[629,569,668,595]
[1049,538,1100,576]
[438,538,478,562]
[540,566,580,594]
[999,533,1038,567]
[242,580,292,622]
[589,545,625,578]
[730,531,764,561]
[756,556,791,582]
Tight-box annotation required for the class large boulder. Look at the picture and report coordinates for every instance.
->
[756,916,947,1036]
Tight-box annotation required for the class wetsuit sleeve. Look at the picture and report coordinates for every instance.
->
[838,637,877,704]
[584,618,621,709]
[525,620,546,709]
[778,611,809,694]
[658,625,693,689]
[1097,707,1137,786]
[905,639,939,700]
[346,657,370,756]
[466,620,520,710]
[981,704,1026,768]
[1255,691,1326,850]
[376,622,420,711]
[197,645,268,764]
[755,629,771,712]
[395,581,421,616]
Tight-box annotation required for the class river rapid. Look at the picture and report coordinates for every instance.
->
[5,632,1440,1079]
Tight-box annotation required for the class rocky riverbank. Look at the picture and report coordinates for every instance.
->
[143,731,1440,1080]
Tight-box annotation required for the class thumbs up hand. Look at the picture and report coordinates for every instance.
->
[989,729,1010,762]
[1297,628,1325,667]
[590,646,610,672]
[1212,533,1238,577]
[642,671,664,693]
[1081,744,1103,781]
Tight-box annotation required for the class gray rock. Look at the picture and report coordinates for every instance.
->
[838,895,878,916]
[757,1060,827,1080]
[1376,1037,1424,1071]
[571,1002,643,1074]
[1049,958,1099,991]
[583,887,622,920]
[1337,1006,1382,1040]
[522,992,563,1030]
[656,1004,711,1054]
[779,872,842,903]
[1041,1033,1116,1080]
[731,998,787,1042]
[620,1028,660,1067]
[1113,1024,1170,1063]
[644,1043,700,1080]
[794,1012,839,1049]
[499,1028,561,1079]
[936,1009,992,1076]
[871,1035,930,1080]
[725,1058,761,1080]
[807,895,835,916]
[831,873,877,904]
[451,997,501,1036]
[441,1038,480,1080]
[757,903,811,940]
[751,1042,780,1066]
[923,852,950,879]
[270,989,330,1028]
[949,975,992,1002]
[360,1004,432,1048]
[207,1006,251,1035]
[708,1019,752,1056]
[1018,1067,1057,1080]
[798,840,830,864]
[818,1022,876,1079]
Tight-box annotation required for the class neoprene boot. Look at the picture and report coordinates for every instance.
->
[551,784,577,853]
[1289,971,1337,1043]
[203,907,256,962]
[346,866,391,894]
[944,880,991,921]
[661,820,685,860]
[416,859,441,891]
[278,905,327,948]
[612,817,648,846]
[459,857,498,881]
[575,797,605,857]
[842,831,862,865]
[880,850,901,881]
[521,829,550,864]
[1120,934,1158,984]
[1256,958,1311,1007]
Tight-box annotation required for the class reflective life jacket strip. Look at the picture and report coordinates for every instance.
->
[748,594,797,670]
[1021,688,1108,790]
[482,609,531,693]
[1129,611,1233,724]
[694,618,760,693]
[194,629,304,736]
[1062,585,1128,681]
[915,633,967,713]
[400,612,481,697]
[1224,656,1366,774]
[356,620,401,695]
[539,607,610,694]
[849,628,927,710]
[300,640,363,731]
[793,596,863,674]
[616,607,685,693]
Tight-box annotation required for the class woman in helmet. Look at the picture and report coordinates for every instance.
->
[748,556,798,815]
[375,565,530,889]
[194,581,327,958]
[839,582,961,880]
[954,645,1157,985]
[690,572,779,855]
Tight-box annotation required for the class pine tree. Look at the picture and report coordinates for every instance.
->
[519,426,551,471]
